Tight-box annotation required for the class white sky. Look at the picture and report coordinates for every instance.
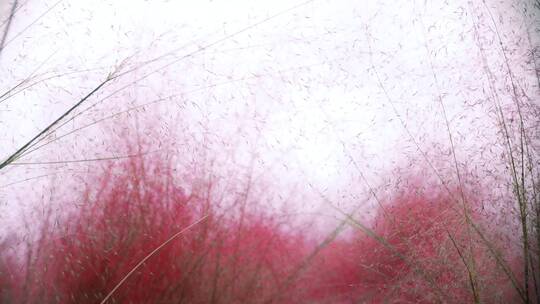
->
[0,0,538,230]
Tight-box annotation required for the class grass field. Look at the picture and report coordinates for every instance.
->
[0,0,539,303]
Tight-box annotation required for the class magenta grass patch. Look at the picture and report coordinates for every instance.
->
[1,158,527,303]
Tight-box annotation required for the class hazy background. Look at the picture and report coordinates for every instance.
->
[1,0,538,233]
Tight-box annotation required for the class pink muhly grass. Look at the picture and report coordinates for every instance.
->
[309,179,521,303]
[0,159,526,303]
[2,156,310,304]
